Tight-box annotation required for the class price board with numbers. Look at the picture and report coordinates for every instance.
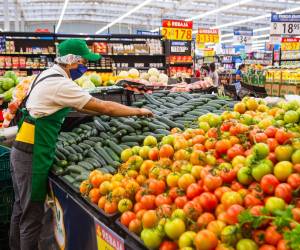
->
[271,13,300,35]
[196,28,219,44]
[204,48,215,57]
[233,29,253,45]
[281,37,300,51]
[161,19,193,41]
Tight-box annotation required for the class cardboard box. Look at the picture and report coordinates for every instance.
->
[264,83,272,96]
[272,83,280,96]
[280,84,288,96]
[285,84,300,95]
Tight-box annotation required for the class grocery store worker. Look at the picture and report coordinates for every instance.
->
[9,38,153,250]
[235,64,246,95]
[209,62,219,87]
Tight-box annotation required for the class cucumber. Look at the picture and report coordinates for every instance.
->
[72,127,83,134]
[56,145,70,158]
[156,117,184,130]
[55,149,67,160]
[62,175,75,184]
[152,119,170,129]
[75,173,89,182]
[52,165,64,176]
[104,166,117,174]
[99,132,110,140]
[78,142,91,150]
[66,165,86,174]
[122,141,139,147]
[87,149,106,166]
[107,140,123,155]
[154,129,170,135]
[99,167,109,174]
[58,160,68,168]
[110,127,117,133]
[68,154,78,162]
[94,146,114,165]
[77,153,83,162]
[104,147,120,162]
[84,158,101,168]
[94,119,105,132]
[148,123,165,130]
[79,124,93,130]
[118,124,135,133]
[78,161,94,171]
[114,129,127,138]
[119,118,142,130]
[119,144,130,149]
[83,140,96,147]
[65,146,77,155]
[95,117,111,130]
[121,135,145,143]
[71,144,84,154]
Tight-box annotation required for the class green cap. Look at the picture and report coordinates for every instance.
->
[58,38,101,61]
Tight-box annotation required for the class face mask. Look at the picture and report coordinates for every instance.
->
[70,64,87,80]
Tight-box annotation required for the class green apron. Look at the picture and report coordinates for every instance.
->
[15,108,70,202]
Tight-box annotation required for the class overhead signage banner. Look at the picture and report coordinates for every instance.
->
[196,28,219,44]
[281,37,300,51]
[136,30,159,35]
[233,28,253,45]
[161,19,193,41]
[270,12,300,35]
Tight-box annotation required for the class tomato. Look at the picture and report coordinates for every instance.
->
[194,230,218,250]
[294,163,300,173]
[140,195,156,210]
[133,202,145,213]
[159,241,178,250]
[226,204,245,225]
[265,226,282,246]
[265,197,286,214]
[267,138,279,152]
[259,245,276,250]
[274,161,293,181]
[190,150,206,165]
[236,239,258,250]
[140,160,155,175]
[265,126,278,138]
[252,230,266,245]
[159,144,174,159]
[178,231,196,248]
[121,211,136,227]
[149,179,166,195]
[221,191,243,209]
[248,182,264,196]
[275,129,292,145]
[275,183,293,203]
[141,228,162,249]
[231,181,244,191]
[216,244,235,250]
[287,173,300,189]
[275,145,294,162]
[142,210,158,228]
[136,209,147,220]
[207,220,226,238]
[178,174,196,190]
[207,128,218,139]
[251,163,272,181]
[227,144,245,159]
[221,225,242,246]
[214,186,231,200]
[204,174,223,191]
[155,193,172,207]
[168,187,183,200]
[186,183,202,199]
[88,188,101,204]
[255,133,268,143]
[244,194,263,208]
[175,196,188,208]
[260,174,280,195]
[250,205,265,216]
[164,218,186,240]
[205,138,217,150]
[118,198,133,213]
[292,207,300,222]
[199,192,218,211]
[277,240,291,250]
[191,165,203,180]
[215,204,226,217]
[215,139,232,155]
[237,167,254,185]
[148,147,159,161]
[197,212,215,228]
[128,218,142,234]
[156,204,173,218]
[183,201,203,221]
[192,135,206,145]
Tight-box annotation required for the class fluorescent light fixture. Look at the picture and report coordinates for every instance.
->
[96,0,152,34]
[186,0,253,21]
[55,0,69,33]
[221,39,234,43]
[151,28,159,32]
[253,34,269,39]
[213,5,300,29]
[254,27,270,32]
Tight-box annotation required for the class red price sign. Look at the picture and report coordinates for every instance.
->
[196,28,219,44]
[161,19,193,41]
[281,37,300,51]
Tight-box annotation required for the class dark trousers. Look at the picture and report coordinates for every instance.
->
[10,147,44,250]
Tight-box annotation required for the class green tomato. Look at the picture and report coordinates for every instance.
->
[164,218,186,240]
[236,239,258,250]
[161,135,174,146]
[237,167,254,185]
[284,110,299,123]
[139,146,151,159]
[245,154,256,168]
[117,198,133,213]
[265,197,286,214]
[221,225,242,246]
[143,135,157,147]
[171,209,186,221]
[199,121,210,132]
[251,163,272,181]
[131,146,141,155]
[178,231,197,248]
[240,114,254,125]
[274,161,293,181]
[252,143,269,160]
[292,149,300,164]
[275,145,294,162]
[120,148,133,162]
[208,114,222,127]
[141,228,162,249]
[259,159,274,170]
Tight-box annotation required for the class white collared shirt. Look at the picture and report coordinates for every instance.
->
[26,64,92,118]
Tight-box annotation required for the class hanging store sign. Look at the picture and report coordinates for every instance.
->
[161,19,193,41]
[169,41,191,55]
[233,29,253,45]
[196,28,220,44]
[203,48,215,57]
[270,13,300,35]
[281,37,300,51]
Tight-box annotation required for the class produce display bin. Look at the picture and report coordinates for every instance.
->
[0,179,14,224]
[0,222,10,250]
[0,146,11,182]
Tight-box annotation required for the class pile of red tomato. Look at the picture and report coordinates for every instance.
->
[81,97,300,250]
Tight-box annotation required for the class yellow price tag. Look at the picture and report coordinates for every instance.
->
[162,27,192,40]
[196,34,219,44]
[281,42,300,51]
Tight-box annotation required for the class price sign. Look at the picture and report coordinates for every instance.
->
[271,13,300,35]
[161,19,193,41]
[196,28,219,44]
[204,48,215,57]
[233,29,253,45]
[281,37,300,51]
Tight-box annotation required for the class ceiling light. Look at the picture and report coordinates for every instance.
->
[96,0,153,34]
[253,34,269,39]
[254,27,270,32]
[55,0,69,33]
[186,0,253,21]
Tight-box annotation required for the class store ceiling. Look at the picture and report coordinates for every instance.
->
[1,0,300,38]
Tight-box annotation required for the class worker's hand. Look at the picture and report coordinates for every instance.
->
[138,108,153,117]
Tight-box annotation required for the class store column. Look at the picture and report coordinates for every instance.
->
[14,2,20,32]
[3,0,9,31]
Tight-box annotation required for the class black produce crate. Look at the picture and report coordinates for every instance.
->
[0,146,11,182]
[0,179,14,224]
[0,223,10,250]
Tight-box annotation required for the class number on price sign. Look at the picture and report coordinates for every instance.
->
[162,27,192,41]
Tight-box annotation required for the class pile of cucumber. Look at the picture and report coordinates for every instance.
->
[132,92,235,128]
[52,115,179,189]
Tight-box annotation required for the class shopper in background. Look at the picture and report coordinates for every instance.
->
[200,64,210,78]
[9,38,153,250]
[235,64,246,95]
[209,62,219,88]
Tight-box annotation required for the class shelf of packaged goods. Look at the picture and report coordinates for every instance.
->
[101,54,165,57]
[222,61,235,64]
[280,58,300,61]
[0,67,48,70]
[114,67,166,70]
[0,53,56,56]
[166,62,193,65]
[87,67,113,72]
